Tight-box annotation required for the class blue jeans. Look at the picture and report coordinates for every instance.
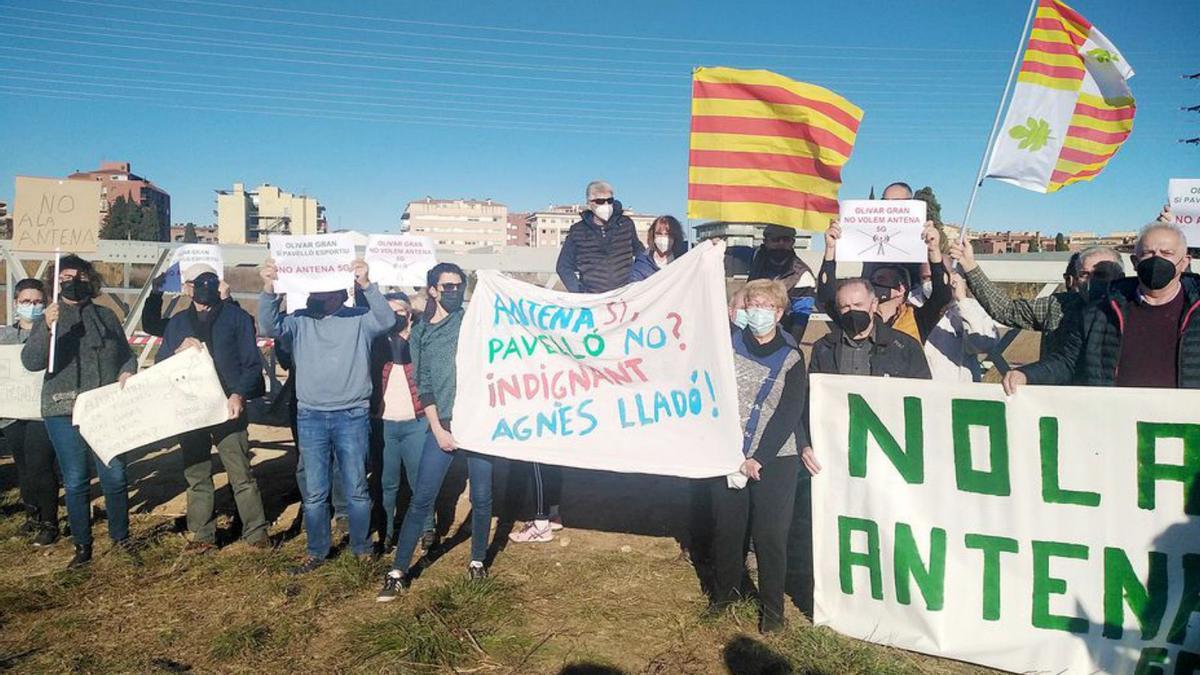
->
[296,445,347,519]
[381,417,433,542]
[296,406,372,558]
[44,415,129,547]
[392,425,494,572]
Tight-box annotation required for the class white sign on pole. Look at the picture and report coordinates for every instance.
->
[73,346,229,465]
[162,244,225,292]
[836,199,927,263]
[451,240,744,479]
[810,374,1200,674]
[267,233,356,294]
[365,234,438,287]
[0,345,43,420]
[1169,179,1200,244]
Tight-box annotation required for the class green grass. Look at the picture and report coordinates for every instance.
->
[209,620,272,661]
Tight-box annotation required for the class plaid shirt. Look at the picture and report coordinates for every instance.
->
[963,267,1083,358]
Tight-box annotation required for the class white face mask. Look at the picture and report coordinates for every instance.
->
[732,308,749,329]
[593,203,613,221]
[746,308,777,336]
[654,235,671,254]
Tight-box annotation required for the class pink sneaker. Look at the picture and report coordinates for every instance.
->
[548,514,564,531]
[508,520,554,543]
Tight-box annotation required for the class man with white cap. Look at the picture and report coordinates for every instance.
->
[157,265,269,551]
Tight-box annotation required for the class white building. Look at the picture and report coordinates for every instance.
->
[401,198,508,253]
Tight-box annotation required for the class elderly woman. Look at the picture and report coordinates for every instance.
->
[22,255,137,569]
[708,279,811,633]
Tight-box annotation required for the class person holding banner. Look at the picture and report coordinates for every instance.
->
[1005,223,1200,392]
[1,278,60,546]
[258,258,394,574]
[747,224,818,345]
[379,263,496,600]
[707,279,810,633]
[157,269,269,552]
[22,255,137,568]
[950,240,1123,359]
[630,215,687,282]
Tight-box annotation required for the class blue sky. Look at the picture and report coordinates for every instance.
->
[0,0,1196,236]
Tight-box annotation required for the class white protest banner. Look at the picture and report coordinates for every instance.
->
[810,374,1200,674]
[452,240,743,478]
[12,176,103,253]
[835,199,927,263]
[162,244,224,293]
[365,234,437,287]
[73,346,229,465]
[267,233,356,294]
[0,345,43,420]
[1169,179,1200,244]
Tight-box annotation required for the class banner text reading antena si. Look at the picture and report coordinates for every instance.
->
[810,375,1200,674]
[452,241,744,479]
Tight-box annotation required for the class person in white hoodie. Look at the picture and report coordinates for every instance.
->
[921,264,1002,382]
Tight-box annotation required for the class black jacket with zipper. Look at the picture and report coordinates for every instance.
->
[809,320,931,379]
[1020,275,1200,387]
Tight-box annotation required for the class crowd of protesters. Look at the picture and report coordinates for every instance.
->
[0,176,1188,634]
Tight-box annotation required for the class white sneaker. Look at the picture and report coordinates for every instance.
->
[508,520,554,543]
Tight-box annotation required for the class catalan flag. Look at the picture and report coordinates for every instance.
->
[686,67,863,231]
[985,0,1135,193]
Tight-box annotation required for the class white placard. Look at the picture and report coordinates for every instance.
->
[836,199,927,263]
[365,234,437,287]
[810,374,1200,674]
[72,346,229,465]
[162,244,224,292]
[268,233,356,294]
[451,240,744,479]
[0,344,43,420]
[1169,179,1200,245]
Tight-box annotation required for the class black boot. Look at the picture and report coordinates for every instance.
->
[68,544,93,569]
[32,523,59,547]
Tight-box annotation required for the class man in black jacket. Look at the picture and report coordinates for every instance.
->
[555,180,646,294]
[157,269,269,550]
[1005,223,1200,392]
[809,278,933,379]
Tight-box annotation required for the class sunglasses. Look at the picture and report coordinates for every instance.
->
[590,197,615,205]
[438,283,463,292]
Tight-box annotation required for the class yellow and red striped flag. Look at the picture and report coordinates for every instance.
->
[686,67,863,231]
[985,0,1134,193]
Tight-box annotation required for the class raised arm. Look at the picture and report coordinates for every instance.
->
[951,240,1055,331]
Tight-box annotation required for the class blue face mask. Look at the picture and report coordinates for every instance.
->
[16,303,44,322]
[746,308,777,336]
[733,308,749,329]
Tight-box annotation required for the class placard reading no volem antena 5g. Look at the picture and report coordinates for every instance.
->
[810,375,1200,674]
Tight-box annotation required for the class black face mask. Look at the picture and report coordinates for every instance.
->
[193,285,221,307]
[393,314,409,332]
[838,309,872,336]
[306,290,348,317]
[439,289,464,313]
[59,278,89,302]
[1136,256,1178,291]
[766,248,793,265]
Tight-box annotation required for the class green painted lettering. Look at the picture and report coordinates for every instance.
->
[838,516,882,600]
[1103,547,1167,640]
[1032,540,1089,634]
[1039,416,1101,507]
[848,394,923,483]
[894,523,946,611]
[951,399,1010,496]
[965,534,1019,621]
[1137,422,1200,515]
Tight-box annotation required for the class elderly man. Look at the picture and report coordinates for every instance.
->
[158,267,268,552]
[748,224,818,344]
[950,241,1124,359]
[1004,223,1199,391]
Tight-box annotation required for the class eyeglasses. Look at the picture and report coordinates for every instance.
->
[589,197,614,205]
[438,283,463,292]
[16,299,43,306]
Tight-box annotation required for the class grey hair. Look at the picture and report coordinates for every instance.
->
[1134,222,1188,257]
[835,277,874,297]
[585,180,613,200]
[1077,245,1121,268]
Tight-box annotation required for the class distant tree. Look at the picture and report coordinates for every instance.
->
[1029,234,1041,253]
[183,222,198,243]
[101,196,160,241]
[868,185,876,200]
[912,186,947,251]
[1054,232,1068,251]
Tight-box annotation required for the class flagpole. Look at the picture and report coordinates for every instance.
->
[960,0,1039,241]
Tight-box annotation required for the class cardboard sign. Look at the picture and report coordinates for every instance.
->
[162,244,225,293]
[11,176,103,253]
[267,233,356,294]
[364,234,437,287]
[836,199,927,263]
[73,346,229,465]
[810,375,1200,674]
[0,344,43,420]
[452,240,744,478]
[1169,179,1200,245]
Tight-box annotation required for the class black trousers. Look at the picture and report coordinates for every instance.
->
[3,420,59,526]
[531,463,562,519]
[784,475,814,618]
[709,454,799,629]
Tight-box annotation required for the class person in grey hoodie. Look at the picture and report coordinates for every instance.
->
[258,258,394,574]
[21,255,137,569]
